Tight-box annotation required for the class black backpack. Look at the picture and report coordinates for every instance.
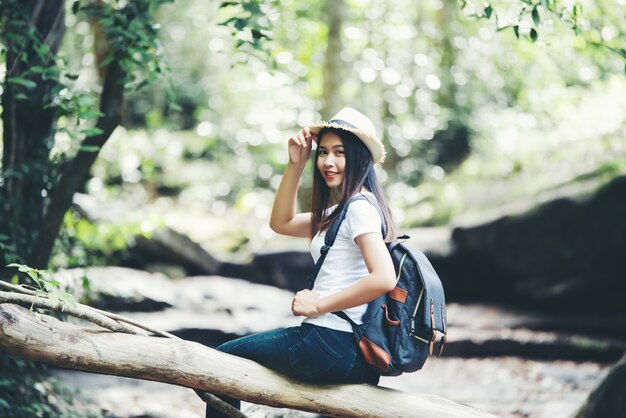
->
[307,195,447,376]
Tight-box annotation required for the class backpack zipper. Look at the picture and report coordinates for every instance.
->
[409,287,425,342]
[395,252,408,284]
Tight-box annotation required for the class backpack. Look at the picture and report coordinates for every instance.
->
[307,195,447,376]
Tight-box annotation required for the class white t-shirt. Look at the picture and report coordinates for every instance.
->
[303,193,382,333]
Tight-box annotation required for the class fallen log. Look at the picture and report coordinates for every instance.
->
[0,304,497,418]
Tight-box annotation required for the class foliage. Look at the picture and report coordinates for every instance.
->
[462,0,626,71]
[0,264,100,418]
[53,208,159,269]
[0,0,172,149]
[219,0,273,55]
[5,263,79,310]
[0,356,103,418]
[73,0,626,239]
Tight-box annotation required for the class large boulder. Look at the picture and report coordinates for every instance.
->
[445,175,626,313]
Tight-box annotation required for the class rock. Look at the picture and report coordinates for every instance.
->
[132,227,222,276]
[56,266,301,347]
[56,267,176,312]
[444,303,626,363]
[446,175,626,313]
[247,251,314,291]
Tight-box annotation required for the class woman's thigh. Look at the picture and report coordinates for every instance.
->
[293,324,379,385]
[217,324,379,385]
[216,327,301,377]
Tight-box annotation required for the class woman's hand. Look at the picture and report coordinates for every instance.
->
[291,289,321,318]
[288,127,316,167]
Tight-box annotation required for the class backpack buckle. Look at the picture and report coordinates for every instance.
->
[320,245,331,255]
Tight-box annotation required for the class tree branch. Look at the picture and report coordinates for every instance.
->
[0,281,178,339]
[0,291,145,335]
[0,304,497,418]
[0,283,245,418]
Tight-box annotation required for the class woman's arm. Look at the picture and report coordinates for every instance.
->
[292,232,396,317]
[269,128,316,238]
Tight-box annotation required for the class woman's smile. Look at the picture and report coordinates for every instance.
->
[317,132,346,188]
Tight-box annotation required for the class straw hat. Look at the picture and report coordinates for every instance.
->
[308,107,386,164]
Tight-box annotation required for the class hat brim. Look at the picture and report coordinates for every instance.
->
[308,122,386,164]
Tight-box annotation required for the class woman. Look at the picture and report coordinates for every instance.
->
[206,107,397,417]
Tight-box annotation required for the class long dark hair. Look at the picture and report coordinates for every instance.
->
[310,127,396,242]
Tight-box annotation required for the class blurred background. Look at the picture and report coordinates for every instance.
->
[1,0,625,417]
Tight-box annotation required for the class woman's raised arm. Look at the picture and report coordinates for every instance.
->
[269,128,315,238]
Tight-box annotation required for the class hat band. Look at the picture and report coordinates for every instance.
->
[328,119,358,130]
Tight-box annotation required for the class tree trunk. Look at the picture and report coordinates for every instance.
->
[0,304,497,418]
[0,0,65,267]
[321,0,345,118]
[0,1,128,270]
[31,59,126,268]
[574,352,626,418]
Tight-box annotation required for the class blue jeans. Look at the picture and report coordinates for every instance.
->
[205,323,380,417]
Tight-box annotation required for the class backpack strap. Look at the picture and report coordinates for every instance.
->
[306,194,385,327]
[306,195,368,290]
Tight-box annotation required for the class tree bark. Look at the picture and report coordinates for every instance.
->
[31,59,127,268]
[0,1,128,270]
[0,0,65,266]
[0,304,497,418]
[574,352,626,418]
[321,0,345,118]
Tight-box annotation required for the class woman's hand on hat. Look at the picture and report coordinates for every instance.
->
[291,289,321,318]
[287,128,315,167]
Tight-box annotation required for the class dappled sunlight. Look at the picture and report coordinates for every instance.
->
[2,1,626,416]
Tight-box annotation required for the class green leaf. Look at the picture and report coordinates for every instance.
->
[42,68,59,81]
[532,7,540,26]
[80,128,104,137]
[72,1,80,15]
[530,28,538,42]
[79,145,101,152]
[6,263,24,268]
[59,293,77,308]
[82,275,91,291]
[234,18,248,30]
[64,73,80,80]
[79,110,104,120]
[7,77,36,89]
[513,25,520,39]
[484,5,493,19]
[26,270,39,283]
[99,53,115,68]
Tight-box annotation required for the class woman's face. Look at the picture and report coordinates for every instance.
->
[317,131,346,189]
